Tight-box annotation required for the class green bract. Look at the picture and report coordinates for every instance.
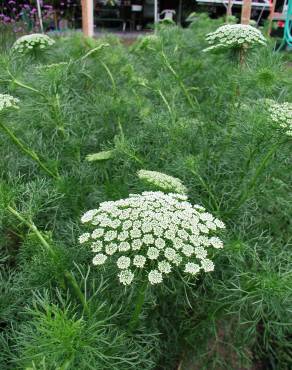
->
[12,33,55,54]
[204,24,267,52]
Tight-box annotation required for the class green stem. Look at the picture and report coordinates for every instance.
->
[230,140,283,214]
[157,88,175,123]
[121,146,144,165]
[13,79,44,96]
[7,206,89,316]
[239,137,266,183]
[0,120,59,180]
[238,46,247,69]
[129,282,148,331]
[58,354,75,370]
[117,117,125,141]
[7,68,45,97]
[64,271,90,316]
[50,93,66,135]
[7,206,56,257]
[80,43,109,61]
[100,62,123,141]
[190,169,219,212]
[161,51,198,111]
[100,61,117,94]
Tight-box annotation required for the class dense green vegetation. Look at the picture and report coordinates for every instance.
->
[0,15,291,369]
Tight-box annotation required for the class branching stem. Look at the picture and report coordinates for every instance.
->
[0,120,59,179]
[6,68,46,97]
[161,51,198,111]
[7,206,56,257]
[7,206,90,316]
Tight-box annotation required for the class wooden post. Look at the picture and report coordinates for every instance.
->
[81,0,94,37]
[241,0,252,24]
[36,0,44,33]
[227,0,233,17]
[154,0,159,23]
[268,0,277,35]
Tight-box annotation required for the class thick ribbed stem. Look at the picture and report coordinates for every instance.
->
[0,120,59,180]
[129,282,148,331]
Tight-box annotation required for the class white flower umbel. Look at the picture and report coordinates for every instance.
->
[203,24,266,52]
[118,269,134,285]
[184,262,200,275]
[12,33,55,54]
[0,94,19,112]
[148,269,163,285]
[92,253,107,266]
[79,232,90,244]
[137,170,187,194]
[79,191,225,286]
[117,256,131,269]
[133,255,146,268]
[265,99,292,137]
[158,260,171,274]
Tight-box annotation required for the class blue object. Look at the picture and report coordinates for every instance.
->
[283,0,292,46]
[278,0,292,50]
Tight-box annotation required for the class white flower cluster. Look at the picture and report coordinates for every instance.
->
[12,33,55,54]
[137,170,187,194]
[265,100,292,137]
[79,191,225,286]
[0,94,19,112]
[204,24,266,52]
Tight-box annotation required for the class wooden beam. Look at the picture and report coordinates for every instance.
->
[268,0,277,35]
[81,0,94,37]
[36,0,44,33]
[241,0,252,24]
[227,0,233,17]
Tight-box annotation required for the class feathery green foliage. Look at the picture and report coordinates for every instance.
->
[0,15,291,370]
